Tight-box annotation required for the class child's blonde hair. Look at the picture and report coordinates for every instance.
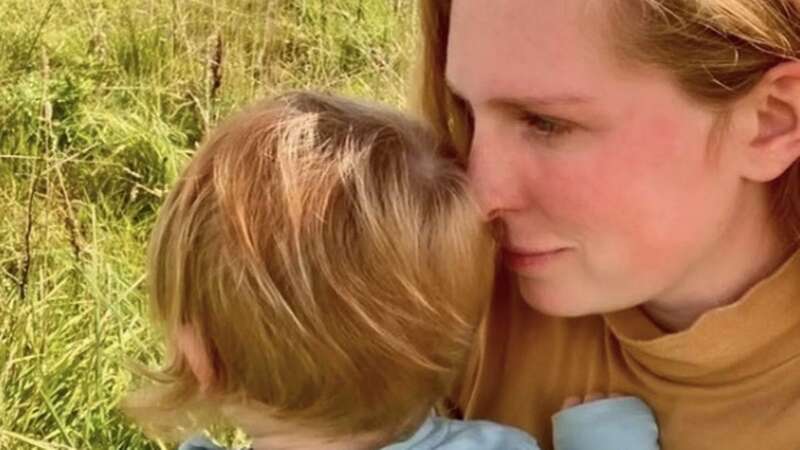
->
[128,92,495,442]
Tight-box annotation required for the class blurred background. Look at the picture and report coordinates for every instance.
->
[0,1,416,448]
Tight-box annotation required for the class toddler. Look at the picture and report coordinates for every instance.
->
[127,92,659,450]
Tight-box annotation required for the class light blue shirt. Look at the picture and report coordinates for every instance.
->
[552,397,660,450]
[179,397,659,450]
[382,415,539,449]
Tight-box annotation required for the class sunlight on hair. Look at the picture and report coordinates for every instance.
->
[125,91,496,443]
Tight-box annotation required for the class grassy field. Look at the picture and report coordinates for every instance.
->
[0,1,416,448]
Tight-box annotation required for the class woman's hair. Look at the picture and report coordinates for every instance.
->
[126,92,495,440]
[416,0,800,238]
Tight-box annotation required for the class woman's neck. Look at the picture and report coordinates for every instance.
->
[642,185,795,333]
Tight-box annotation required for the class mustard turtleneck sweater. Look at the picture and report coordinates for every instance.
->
[455,251,800,450]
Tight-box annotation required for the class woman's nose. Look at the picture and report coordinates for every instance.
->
[467,127,526,221]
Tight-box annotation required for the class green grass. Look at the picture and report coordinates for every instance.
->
[0,1,416,448]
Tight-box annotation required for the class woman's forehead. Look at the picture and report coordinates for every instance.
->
[446,0,620,103]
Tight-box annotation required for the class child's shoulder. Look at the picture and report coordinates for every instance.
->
[178,436,248,450]
[437,417,540,450]
[383,416,540,450]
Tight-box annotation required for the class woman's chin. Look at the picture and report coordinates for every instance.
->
[517,279,640,317]
[517,279,607,318]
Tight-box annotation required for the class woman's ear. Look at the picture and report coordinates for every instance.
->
[734,61,800,182]
[175,323,217,392]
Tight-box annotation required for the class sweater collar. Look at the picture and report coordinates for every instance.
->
[604,250,800,383]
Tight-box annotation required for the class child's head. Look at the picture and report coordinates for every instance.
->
[129,92,495,446]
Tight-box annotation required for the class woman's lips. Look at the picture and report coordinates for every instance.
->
[502,247,569,272]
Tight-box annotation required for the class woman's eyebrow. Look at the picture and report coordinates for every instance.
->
[444,77,592,111]
[489,95,592,110]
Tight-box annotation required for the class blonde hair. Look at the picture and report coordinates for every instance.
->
[127,92,495,441]
[416,0,800,238]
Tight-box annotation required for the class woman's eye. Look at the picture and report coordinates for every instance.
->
[522,113,572,138]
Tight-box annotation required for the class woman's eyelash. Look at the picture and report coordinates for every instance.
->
[520,113,572,137]
[449,95,573,141]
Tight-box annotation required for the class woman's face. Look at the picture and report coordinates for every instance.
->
[446,0,751,316]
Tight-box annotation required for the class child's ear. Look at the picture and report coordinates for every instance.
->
[732,61,800,182]
[176,323,217,392]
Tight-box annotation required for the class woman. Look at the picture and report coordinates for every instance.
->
[418,1,800,449]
